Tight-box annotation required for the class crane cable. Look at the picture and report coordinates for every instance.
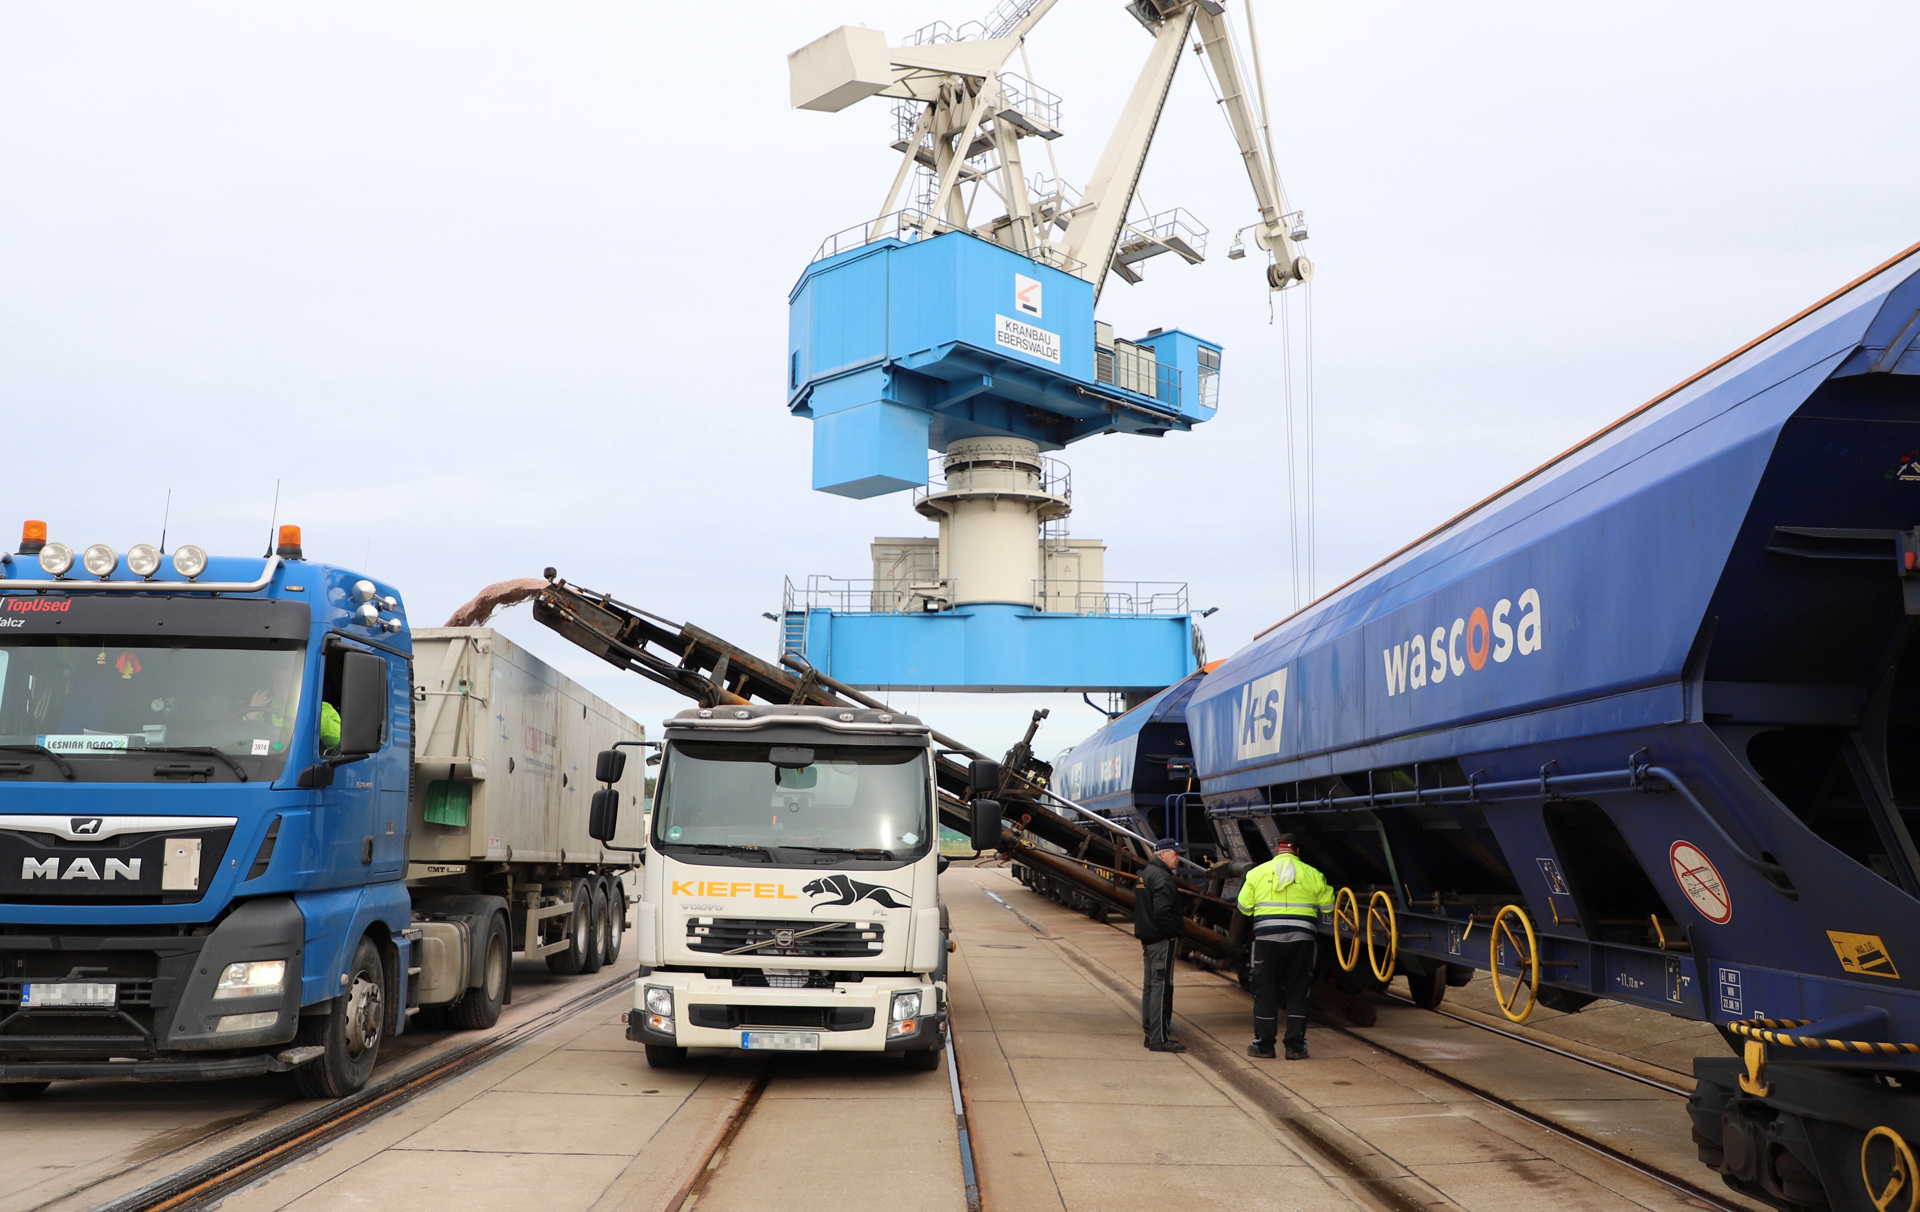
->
[1189,7,1316,606]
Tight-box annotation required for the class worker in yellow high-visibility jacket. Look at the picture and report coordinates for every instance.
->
[1236,833,1334,1059]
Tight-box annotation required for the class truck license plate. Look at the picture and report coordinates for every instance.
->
[742,1030,820,1052]
[24,982,116,1008]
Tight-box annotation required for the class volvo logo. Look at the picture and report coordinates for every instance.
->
[70,818,104,836]
[772,929,797,949]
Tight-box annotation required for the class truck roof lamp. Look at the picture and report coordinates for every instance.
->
[171,545,208,580]
[37,541,73,577]
[276,524,303,560]
[126,543,161,578]
[82,544,119,579]
[18,520,45,556]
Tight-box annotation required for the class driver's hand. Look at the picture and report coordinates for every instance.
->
[250,690,271,708]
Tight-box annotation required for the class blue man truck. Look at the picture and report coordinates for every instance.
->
[0,523,644,1098]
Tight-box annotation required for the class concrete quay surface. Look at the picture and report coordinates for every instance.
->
[0,865,1758,1212]
[945,863,1761,1212]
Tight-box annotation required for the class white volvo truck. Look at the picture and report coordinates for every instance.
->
[587,704,954,1069]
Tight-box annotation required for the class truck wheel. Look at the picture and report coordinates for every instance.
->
[603,880,626,965]
[904,1045,942,1072]
[580,882,608,975]
[294,935,384,1098]
[450,913,509,1030]
[645,1043,687,1068]
[0,1082,50,1101]
[546,879,594,975]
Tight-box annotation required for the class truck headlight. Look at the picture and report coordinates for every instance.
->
[644,986,674,1017]
[38,542,73,577]
[214,960,287,999]
[890,991,922,1022]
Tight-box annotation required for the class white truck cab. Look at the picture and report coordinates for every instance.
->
[594,704,948,1070]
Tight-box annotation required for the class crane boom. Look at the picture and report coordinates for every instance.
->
[1057,7,1195,301]
[1192,4,1309,287]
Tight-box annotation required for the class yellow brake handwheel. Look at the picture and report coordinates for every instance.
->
[1332,886,1360,972]
[1488,903,1539,1023]
[1864,1126,1920,1212]
[1366,889,1398,985]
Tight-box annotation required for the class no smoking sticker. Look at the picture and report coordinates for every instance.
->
[1670,840,1731,924]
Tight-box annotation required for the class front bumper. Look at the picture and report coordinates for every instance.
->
[626,971,946,1053]
[0,1046,319,1083]
[0,896,304,1063]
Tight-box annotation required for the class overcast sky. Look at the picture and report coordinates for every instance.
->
[4,2,1917,761]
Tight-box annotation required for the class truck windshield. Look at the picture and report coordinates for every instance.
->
[0,636,307,776]
[654,742,930,861]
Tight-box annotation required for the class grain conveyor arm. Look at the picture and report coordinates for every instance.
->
[528,574,1246,962]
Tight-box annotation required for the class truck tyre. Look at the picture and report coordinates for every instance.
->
[580,881,608,975]
[450,912,510,1030]
[904,1044,942,1072]
[294,935,384,1098]
[603,880,626,965]
[645,1043,687,1068]
[0,1082,50,1101]
[546,879,595,975]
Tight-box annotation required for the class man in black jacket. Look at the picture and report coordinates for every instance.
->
[1135,838,1186,1052]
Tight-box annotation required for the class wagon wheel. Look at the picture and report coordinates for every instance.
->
[1864,1126,1920,1212]
[1488,903,1540,1023]
[1366,890,1398,985]
[1332,887,1361,972]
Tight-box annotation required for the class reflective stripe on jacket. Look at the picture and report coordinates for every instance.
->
[1236,853,1334,929]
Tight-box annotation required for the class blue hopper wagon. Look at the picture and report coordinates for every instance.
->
[1050,242,1920,1212]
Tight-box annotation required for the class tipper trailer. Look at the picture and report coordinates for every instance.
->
[0,525,644,1098]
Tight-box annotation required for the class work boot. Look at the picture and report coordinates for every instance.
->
[1146,1039,1187,1053]
[1285,1043,1309,1061]
[1247,1041,1277,1059]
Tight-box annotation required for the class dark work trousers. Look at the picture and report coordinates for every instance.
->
[1141,939,1176,1044]
[1250,937,1316,1049]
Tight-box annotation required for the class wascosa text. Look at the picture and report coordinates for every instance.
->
[1381,589,1542,696]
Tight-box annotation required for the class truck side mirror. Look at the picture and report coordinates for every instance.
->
[970,798,1002,851]
[336,651,386,757]
[595,749,627,784]
[588,787,619,842]
[968,759,1002,793]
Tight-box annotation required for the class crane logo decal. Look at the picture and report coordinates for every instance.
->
[802,875,910,911]
[1014,273,1042,318]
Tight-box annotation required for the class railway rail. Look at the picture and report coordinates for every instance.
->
[985,864,1764,1212]
[72,970,635,1212]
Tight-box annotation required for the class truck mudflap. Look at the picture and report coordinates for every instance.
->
[0,1046,322,1084]
[627,975,947,1054]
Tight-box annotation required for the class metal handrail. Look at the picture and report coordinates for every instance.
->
[1207,756,1795,897]
[1033,579,1189,616]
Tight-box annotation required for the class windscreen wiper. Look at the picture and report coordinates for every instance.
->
[780,845,896,861]
[683,843,771,861]
[137,746,249,783]
[0,744,75,781]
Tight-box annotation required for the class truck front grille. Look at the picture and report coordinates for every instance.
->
[685,918,886,959]
[686,1003,876,1032]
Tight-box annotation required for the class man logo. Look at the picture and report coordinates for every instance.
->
[1236,670,1288,760]
[70,818,104,836]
